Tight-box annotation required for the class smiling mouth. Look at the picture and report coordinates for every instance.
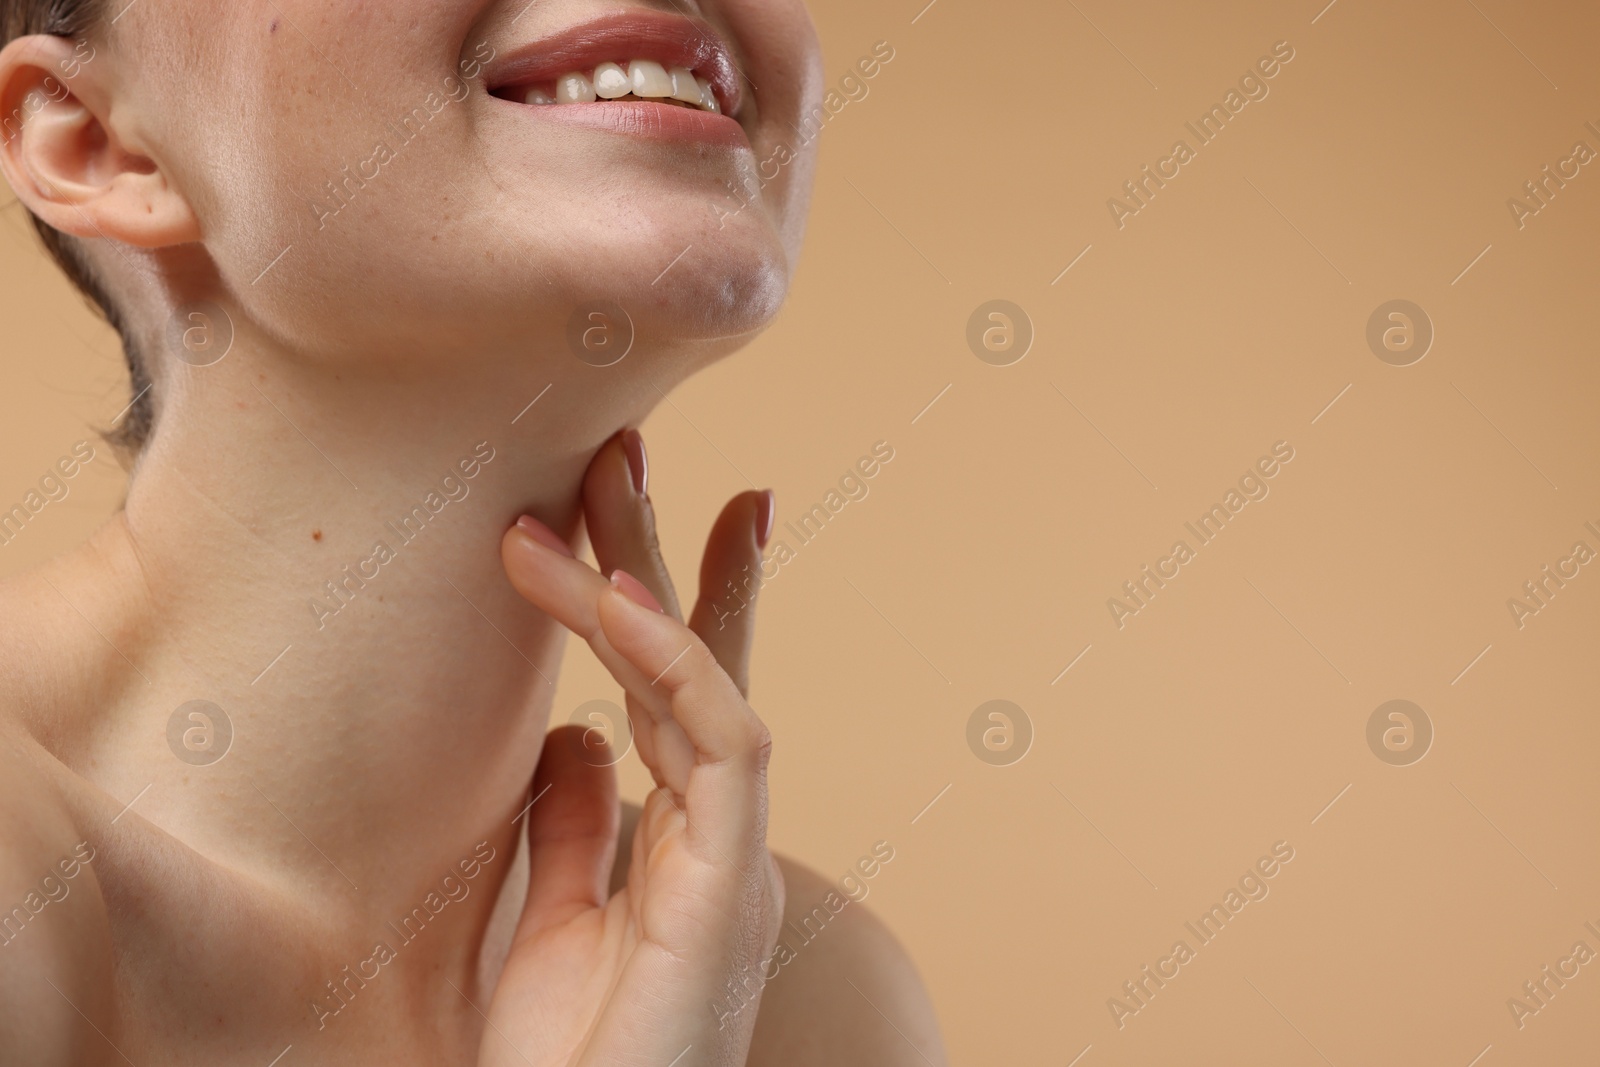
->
[483,11,747,146]
[496,60,723,114]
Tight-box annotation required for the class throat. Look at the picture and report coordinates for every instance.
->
[53,426,592,915]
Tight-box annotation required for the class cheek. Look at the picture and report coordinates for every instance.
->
[189,0,814,358]
[177,3,476,281]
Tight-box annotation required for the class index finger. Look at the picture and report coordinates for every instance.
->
[598,578,772,854]
[502,519,698,792]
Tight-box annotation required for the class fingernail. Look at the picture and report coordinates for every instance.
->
[610,569,665,613]
[516,515,575,558]
[622,429,649,497]
[755,489,776,550]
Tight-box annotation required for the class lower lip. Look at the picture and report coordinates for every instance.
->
[501,99,750,148]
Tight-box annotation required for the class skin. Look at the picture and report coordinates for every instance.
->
[0,1,946,1064]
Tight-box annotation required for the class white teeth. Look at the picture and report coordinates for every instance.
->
[592,62,632,99]
[696,76,720,114]
[629,59,674,98]
[668,67,703,104]
[518,63,724,113]
[554,72,596,104]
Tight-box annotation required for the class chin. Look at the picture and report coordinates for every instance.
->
[549,198,795,347]
[647,243,789,344]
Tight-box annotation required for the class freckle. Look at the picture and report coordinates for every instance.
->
[312,530,323,542]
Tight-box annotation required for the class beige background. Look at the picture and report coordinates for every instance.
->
[6,0,1600,1062]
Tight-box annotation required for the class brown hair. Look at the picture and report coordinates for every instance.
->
[4,0,151,455]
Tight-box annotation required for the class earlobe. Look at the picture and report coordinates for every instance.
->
[0,34,199,249]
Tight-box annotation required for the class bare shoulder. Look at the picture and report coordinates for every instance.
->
[0,730,115,1066]
[615,804,948,1067]
[745,854,948,1067]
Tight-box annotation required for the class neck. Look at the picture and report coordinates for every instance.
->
[45,331,663,914]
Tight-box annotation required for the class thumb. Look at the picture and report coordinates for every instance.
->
[514,724,621,944]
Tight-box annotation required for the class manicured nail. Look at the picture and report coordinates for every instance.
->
[516,515,575,558]
[622,429,649,497]
[755,489,776,549]
[610,569,665,613]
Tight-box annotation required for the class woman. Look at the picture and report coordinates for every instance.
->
[0,1,944,1063]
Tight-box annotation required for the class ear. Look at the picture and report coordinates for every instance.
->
[0,34,199,248]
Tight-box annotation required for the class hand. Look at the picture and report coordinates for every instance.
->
[482,430,781,1067]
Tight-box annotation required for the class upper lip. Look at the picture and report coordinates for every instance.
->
[482,10,744,118]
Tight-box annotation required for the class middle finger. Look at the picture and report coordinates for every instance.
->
[584,430,684,620]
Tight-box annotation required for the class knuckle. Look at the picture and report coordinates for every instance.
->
[748,722,774,766]
[689,631,716,665]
